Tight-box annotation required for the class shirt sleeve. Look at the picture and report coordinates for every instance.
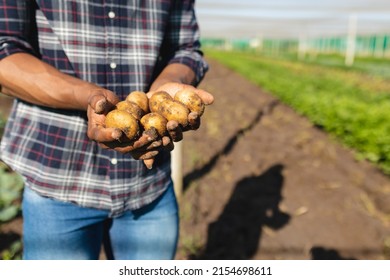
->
[164,0,209,85]
[0,0,37,60]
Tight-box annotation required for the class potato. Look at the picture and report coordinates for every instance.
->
[140,112,168,137]
[148,91,173,113]
[158,99,189,127]
[116,100,144,120]
[174,89,205,116]
[105,109,139,139]
[126,91,149,113]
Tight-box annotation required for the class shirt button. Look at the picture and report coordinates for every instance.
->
[111,158,118,165]
[108,11,116,18]
[110,62,117,69]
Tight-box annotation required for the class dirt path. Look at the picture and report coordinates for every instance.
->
[176,58,390,260]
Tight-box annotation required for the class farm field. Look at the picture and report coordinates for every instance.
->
[205,50,390,174]
[176,54,390,259]
[1,53,390,260]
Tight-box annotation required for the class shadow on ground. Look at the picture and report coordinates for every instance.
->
[310,246,356,260]
[191,164,290,259]
[183,100,279,192]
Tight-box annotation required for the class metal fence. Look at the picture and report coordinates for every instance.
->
[201,34,390,64]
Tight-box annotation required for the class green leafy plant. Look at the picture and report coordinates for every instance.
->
[0,162,24,222]
[0,161,24,260]
[1,240,22,260]
[207,49,390,174]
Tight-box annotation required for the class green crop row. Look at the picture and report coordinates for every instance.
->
[206,49,390,174]
[0,161,23,259]
[0,111,24,259]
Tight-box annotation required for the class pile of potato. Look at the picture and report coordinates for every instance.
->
[105,89,205,140]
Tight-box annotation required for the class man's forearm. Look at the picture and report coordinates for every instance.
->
[0,54,198,110]
[149,63,196,92]
[0,53,104,111]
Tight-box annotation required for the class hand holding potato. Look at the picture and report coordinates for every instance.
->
[97,84,214,169]
[87,90,122,142]
[148,82,214,106]
[147,82,214,141]
[86,91,161,163]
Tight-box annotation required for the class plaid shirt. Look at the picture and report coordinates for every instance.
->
[0,0,208,217]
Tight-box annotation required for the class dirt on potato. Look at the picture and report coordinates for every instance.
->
[1,58,390,260]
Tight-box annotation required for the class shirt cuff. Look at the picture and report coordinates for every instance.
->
[168,50,209,86]
[0,37,36,60]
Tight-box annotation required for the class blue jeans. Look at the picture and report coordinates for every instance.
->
[22,184,179,260]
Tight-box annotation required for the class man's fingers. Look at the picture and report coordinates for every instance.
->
[162,136,171,147]
[131,129,158,150]
[88,94,108,114]
[195,88,214,105]
[187,111,200,130]
[143,158,155,169]
[145,139,162,150]
[131,150,159,160]
[162,136,174,152]
[167,120,183,142]
[88,91,119,114]
[139,151,159,160]
[88,126,122,142]
[149,83,214,106]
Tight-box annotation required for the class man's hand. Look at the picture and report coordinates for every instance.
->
[86,82,214,169]
[147,82,214,142]
[86,91,166,168]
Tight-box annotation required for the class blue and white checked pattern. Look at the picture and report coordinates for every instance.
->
[0,0,208,217]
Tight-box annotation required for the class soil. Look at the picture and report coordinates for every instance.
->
[1,58,390,260]
[176,57,390,260]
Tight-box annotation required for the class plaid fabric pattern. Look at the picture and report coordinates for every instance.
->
[0,0,208,217]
